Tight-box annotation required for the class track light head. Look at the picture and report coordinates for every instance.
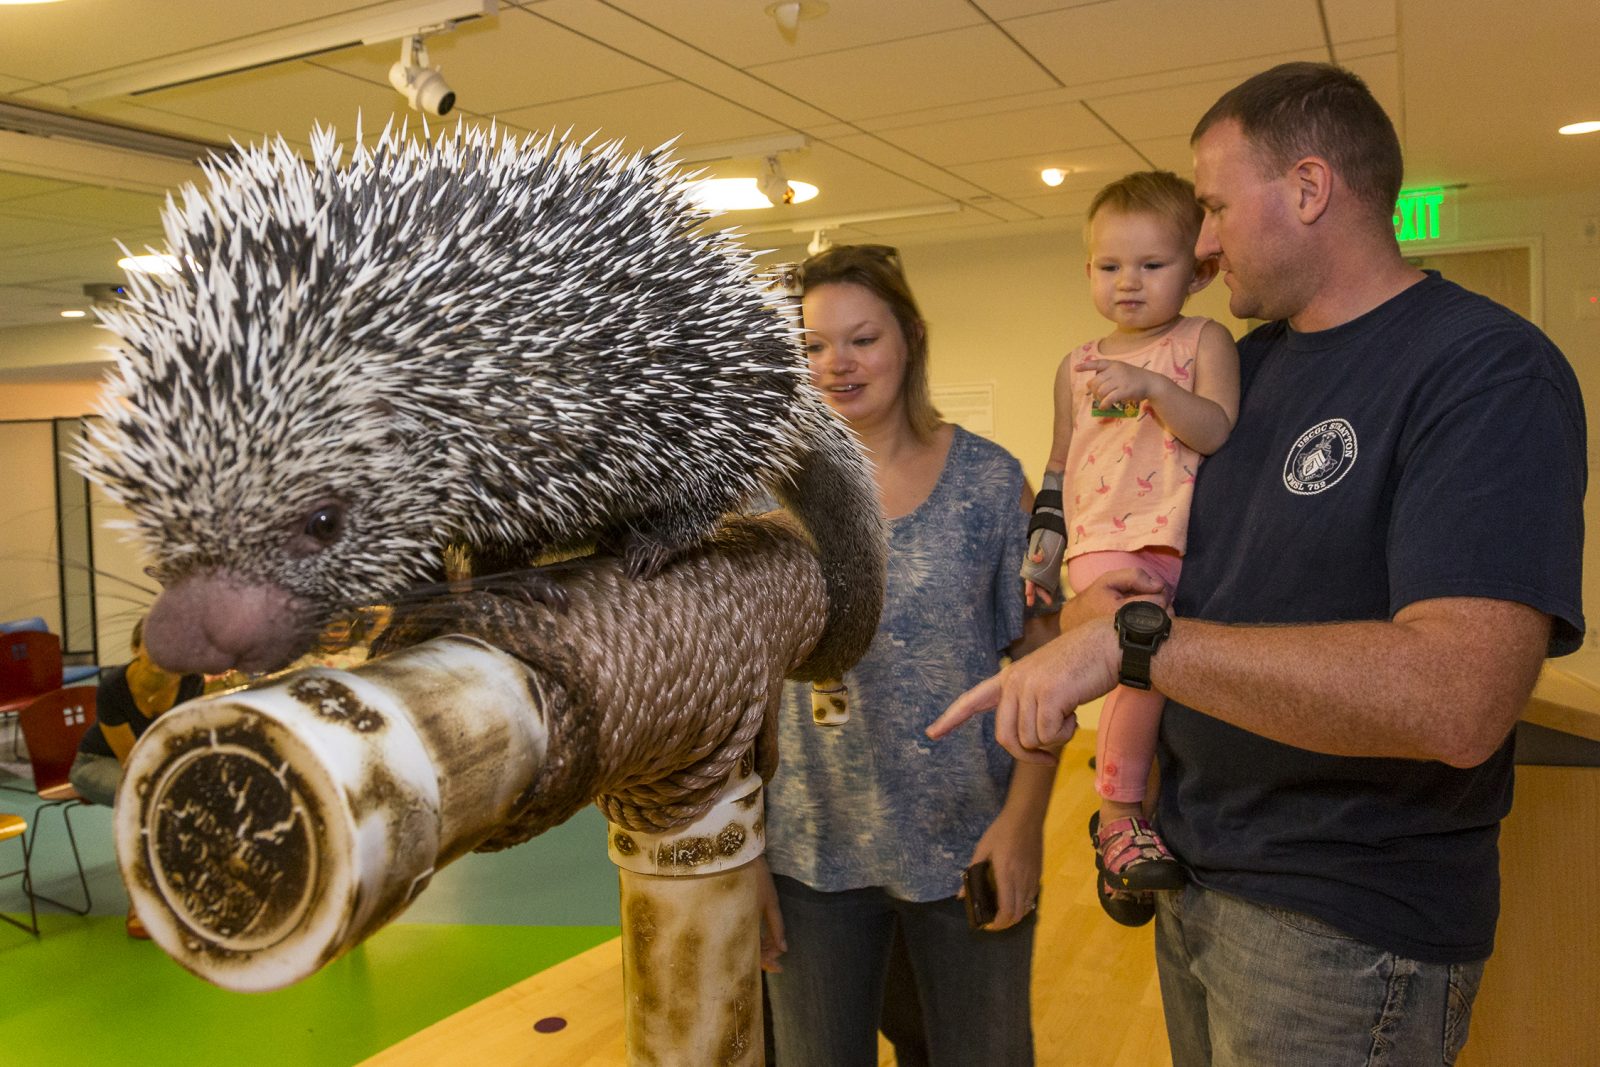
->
[389,35,455,117]
[757,154,795,207]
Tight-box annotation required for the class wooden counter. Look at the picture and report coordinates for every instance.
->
[1459,663,1600,1067]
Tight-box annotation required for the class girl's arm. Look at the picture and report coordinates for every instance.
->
[1144,320,1238,455]
[1077,321,1240,455]
[1045,353,1076,473]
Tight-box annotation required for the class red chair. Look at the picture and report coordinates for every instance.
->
[1,630,64,762]
[16,686,96,917]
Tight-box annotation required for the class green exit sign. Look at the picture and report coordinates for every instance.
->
[1394,189,1447,242]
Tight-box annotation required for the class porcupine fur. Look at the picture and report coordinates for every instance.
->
[75,121,885,679]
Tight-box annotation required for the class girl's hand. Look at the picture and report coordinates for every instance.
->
[1076,358,1169,409]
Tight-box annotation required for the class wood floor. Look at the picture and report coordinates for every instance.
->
[363,729,1172,1067]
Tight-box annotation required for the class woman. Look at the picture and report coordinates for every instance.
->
[758,244,1158,1065]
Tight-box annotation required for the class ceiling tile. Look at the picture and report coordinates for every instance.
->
[108,62,418,147]
[1007,186,1097,220]
[0,211,114,251]
[1086,75,1262,143]
[0,229,163,288]
[1007,0,1326,89]
[824,132,993,201]
[0,170,78,203]
[607,0,986,68]
[0,1,410,86]
[1131,134,1199,177]
[1323,0,1397,42]
[948,142,1149,200]
[4,185,168,228]
[872,100,1116,166]
[979,1,1107,16]
[495,80,783,155]
[748,25,1060,122]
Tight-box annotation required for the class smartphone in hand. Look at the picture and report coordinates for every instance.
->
[962,859,999,929]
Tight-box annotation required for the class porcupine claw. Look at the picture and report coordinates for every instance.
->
[507,573,571,614]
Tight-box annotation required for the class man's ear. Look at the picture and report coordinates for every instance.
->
[1292,155,1333,224]
[1188,254,1220,294]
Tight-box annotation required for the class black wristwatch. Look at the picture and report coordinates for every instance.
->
[1114,601,1172,691]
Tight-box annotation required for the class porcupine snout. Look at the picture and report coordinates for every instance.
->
[143,574,308,676]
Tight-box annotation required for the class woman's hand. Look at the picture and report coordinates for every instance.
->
[965,801,1044,931]
[1076,357,1170,409]
[752,855,787,972]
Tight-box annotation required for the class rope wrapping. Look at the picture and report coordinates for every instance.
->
[374,514,829,842]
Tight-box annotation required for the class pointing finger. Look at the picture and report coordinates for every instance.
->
[928,674,1000,739]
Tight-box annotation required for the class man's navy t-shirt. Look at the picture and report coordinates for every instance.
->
[1161,272,1586,963]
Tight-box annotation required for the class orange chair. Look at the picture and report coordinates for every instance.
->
[16,686,96,916]
[0,812,38,936]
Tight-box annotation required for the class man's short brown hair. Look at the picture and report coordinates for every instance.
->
[1192,62,1403,226]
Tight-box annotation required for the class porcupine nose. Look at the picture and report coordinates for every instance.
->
[144,575,305,675]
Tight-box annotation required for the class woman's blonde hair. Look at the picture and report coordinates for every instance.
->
[800,244,942,440]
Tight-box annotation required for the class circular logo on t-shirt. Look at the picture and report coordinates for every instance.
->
[1283,418,1357,495]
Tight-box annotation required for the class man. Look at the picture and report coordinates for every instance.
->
[930,62,1585,1064]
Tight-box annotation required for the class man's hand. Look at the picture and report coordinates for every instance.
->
[1060,567,1164,629]
[929,568,1164,761]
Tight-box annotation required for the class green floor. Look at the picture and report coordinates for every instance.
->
[0,750,622,1066]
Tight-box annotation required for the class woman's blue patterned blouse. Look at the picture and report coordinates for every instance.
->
[766,427,1030,901]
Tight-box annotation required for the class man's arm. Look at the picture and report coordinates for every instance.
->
[932,596,1550,768]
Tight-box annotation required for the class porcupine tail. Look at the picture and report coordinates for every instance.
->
[773,404,888,683]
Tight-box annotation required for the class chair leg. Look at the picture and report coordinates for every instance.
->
[1,831,40,937]
[26,800,92,917]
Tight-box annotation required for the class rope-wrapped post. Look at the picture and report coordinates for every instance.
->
[116,515,828,1063]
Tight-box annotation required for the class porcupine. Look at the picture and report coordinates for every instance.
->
[75,122,885,683]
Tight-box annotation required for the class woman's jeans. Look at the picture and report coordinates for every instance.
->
[765,873,1035,1067]
[1155,884,1485,1066]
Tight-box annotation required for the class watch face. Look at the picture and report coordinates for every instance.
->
[1121,600,1167,634]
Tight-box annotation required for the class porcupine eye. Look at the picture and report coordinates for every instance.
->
[303,505,344,545]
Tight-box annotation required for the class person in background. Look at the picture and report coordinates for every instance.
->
[1019,170,1238,925]
[931,62,1585,1065]
[756,243,1162,1066]
[69,616,205,938]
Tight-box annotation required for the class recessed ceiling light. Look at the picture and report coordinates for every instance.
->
[685,177,819,211]
[118,253,181,275]
[59,309,88,318]
[1558,120,1600,136]
[1040,167,1068,187]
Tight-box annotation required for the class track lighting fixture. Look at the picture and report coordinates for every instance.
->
[757,154,795,207]
[389,35,455,117]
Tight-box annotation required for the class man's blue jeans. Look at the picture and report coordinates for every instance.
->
[1155,884,1485,1066]
[765,874,1035,1067]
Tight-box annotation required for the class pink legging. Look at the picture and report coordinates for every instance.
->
[1066,547,1183,803]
